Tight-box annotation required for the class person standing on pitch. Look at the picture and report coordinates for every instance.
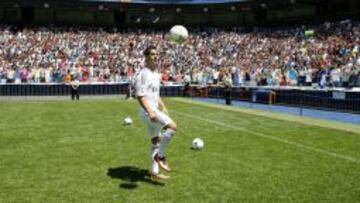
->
[223,71,233,105]
[135,45,177,181]
[70,76,80,100]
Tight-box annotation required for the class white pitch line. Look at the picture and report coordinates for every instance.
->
[172,110,360,164]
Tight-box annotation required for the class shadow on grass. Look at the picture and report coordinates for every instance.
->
[107,166,164,189]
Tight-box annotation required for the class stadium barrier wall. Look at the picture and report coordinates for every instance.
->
[188,85,360,113]
[0,83,185,97]
[1,83,359,113]
[0,83,129,96]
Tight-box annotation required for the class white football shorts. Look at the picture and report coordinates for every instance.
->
[140,108,173,138]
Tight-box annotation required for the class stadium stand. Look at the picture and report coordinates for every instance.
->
[0,0,359,112]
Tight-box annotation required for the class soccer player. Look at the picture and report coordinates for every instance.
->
[135,45,177,181]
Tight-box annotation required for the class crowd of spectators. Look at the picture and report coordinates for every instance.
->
[0,20,359,88]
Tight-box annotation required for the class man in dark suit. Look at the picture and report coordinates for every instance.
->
[70,77,80,100]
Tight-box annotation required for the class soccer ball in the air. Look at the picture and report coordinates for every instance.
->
[169,25,188,44]
[191,138,204,150]
[123,117,133,125]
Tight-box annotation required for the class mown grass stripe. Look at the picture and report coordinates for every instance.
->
[172,110,360,164]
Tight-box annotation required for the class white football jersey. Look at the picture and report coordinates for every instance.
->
[135,67,161,110]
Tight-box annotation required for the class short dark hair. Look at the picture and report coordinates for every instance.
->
[143,45,157,56]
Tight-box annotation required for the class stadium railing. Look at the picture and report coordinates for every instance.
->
[0,82,185,97]
[0,83,129,96]
[1,83,360,114]
[188,85,360,113]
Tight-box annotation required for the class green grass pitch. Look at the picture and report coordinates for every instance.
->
[1,98,360,202]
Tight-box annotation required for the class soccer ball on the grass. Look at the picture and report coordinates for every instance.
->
[123,117,133,125]
[169,25,188,44]
[191,138,204,150]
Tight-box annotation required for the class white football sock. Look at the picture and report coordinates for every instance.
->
[151,159,159,175]
[159,128,175,158]
[150,144,160,174]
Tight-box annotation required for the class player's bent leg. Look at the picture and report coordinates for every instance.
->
[150,136,170,180]
[157,121,177,172]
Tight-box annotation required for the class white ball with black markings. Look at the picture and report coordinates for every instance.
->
[192,138,204,150]
[169,25,188,44]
